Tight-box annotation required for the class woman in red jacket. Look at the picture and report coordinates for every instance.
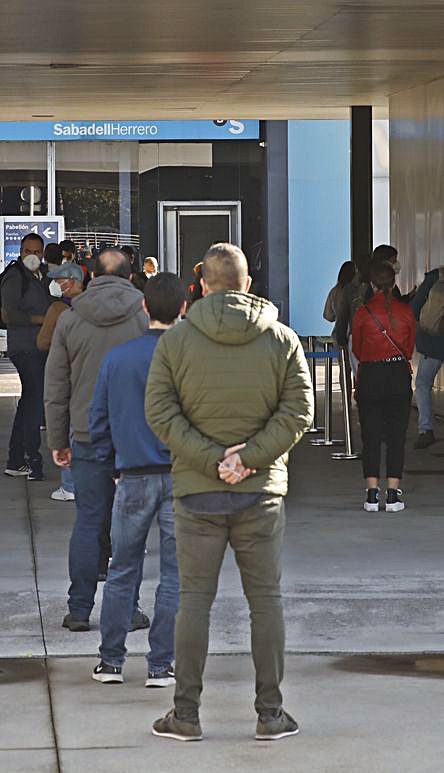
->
[352,262,416,513]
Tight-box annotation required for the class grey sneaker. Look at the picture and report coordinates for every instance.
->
[152,709,203,742]
[62,613,90,632]
[256,709,299,741]
[128,608,150,632]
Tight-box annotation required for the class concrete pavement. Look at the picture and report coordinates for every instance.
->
[1,654,444,773]
[1,367,443,771]
[1,390,443,658]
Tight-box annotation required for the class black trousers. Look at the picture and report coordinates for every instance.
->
[8,350,47,473]
[357,361,412,479]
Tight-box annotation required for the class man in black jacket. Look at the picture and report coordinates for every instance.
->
[1,233,51,480]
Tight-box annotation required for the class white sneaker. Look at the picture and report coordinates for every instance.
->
[51,487,75,501]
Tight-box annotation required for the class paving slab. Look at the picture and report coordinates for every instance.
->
[0,659,54,750]
[0,750,58,773]
[51,654,444,773]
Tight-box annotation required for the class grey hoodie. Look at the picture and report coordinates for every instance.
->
[44,275,147,449]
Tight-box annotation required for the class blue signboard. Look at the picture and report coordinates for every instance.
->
[0,120,259,142]
[0,216,65,269]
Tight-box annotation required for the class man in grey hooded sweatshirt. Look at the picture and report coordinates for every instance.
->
[44,249,148,631]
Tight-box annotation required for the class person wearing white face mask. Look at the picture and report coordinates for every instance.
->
[371,244,417,303]
[37,263,84,350]
[37,263,84,501]
[0,233,51,480]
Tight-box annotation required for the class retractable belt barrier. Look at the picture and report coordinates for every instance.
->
[306,336,324,434]
[304,340,358,460]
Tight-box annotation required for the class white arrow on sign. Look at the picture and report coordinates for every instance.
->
[43,227,56,239]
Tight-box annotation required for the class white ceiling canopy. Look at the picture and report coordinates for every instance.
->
[1,1,444,120]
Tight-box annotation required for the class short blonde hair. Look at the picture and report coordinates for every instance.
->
[202,243,248,292]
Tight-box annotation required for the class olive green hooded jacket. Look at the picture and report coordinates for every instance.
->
[145,292,313,498]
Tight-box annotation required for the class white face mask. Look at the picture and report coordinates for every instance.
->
[49,280,63,298]
[23,254,41,272]
[392,260,401,274]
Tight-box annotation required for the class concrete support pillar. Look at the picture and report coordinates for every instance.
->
[351,106,373,261]
[264,121,289,324]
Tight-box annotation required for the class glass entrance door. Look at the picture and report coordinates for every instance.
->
[158,201,241,283]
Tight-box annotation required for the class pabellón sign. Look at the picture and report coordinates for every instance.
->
[0,216,65,270]
[0,120,259,142]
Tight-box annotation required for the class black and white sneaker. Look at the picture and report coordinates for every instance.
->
[364,488,379,512]
[386,489,405,513]
[92,661,123,684]
[145,667,176,688]
[4,464,30,477]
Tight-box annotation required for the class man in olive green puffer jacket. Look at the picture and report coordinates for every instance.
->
[146,243,313,743]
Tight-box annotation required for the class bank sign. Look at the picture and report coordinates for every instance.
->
[0,120,259,142]
[0,216,65,269]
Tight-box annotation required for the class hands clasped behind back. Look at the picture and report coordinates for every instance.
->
[217,443,256,486]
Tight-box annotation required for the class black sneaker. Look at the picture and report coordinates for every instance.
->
[145,667,176,688]
[152,709,202,741]
[363,488,379,512]
[62,613,90,632]
[256,709,299,741]
[414,430,436,449]
[4,464,30,477]
[128,608,150,632]
[27,469,44,481]
[92,660,123,684]
[386,488,405,513]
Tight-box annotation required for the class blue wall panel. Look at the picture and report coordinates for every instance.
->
[288,120,351,336]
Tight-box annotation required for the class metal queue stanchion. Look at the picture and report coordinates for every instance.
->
[310,341,344,447]
[331,347,359,461]
[306,336,324,434]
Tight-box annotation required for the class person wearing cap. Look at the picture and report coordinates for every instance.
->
[37,263,84,352]
[37,263,84,502]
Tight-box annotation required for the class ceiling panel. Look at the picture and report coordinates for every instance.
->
[0,2,444,119]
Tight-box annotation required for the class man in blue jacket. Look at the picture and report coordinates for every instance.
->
[411,268,444,448]
[89,272,186,685]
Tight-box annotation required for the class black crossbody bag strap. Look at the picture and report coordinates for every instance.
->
[363,304,412,371]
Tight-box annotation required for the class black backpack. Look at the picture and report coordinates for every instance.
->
[0,260,30,330]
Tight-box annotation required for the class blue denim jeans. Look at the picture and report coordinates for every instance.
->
[99,473,179,672]
[69,440,119,620]
[415,354,443,432]
[61,465,75,494]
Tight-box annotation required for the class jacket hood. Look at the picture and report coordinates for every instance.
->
[187,291,279,345]
[72,275,144,327]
